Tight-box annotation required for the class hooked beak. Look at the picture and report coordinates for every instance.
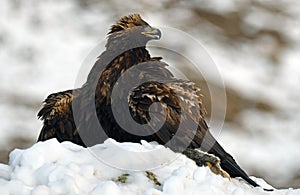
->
[141,27,161,40]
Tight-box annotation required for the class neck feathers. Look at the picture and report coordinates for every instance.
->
[86,47,150,103]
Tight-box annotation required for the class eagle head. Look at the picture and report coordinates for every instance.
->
[108,14,161,42]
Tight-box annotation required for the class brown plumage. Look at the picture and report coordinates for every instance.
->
[38,14,260,188]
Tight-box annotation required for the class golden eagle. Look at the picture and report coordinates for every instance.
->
[37,14,259,188]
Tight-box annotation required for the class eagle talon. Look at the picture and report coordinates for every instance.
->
[183,148,231,179]
[205,161,231,179]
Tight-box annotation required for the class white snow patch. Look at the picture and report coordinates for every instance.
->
[0,139,299,195]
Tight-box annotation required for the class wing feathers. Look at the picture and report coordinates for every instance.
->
[38,90,73,120]
[37,90,78,142]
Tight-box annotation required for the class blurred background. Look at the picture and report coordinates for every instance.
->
[0,0,299,189]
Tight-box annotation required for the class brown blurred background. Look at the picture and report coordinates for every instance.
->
[0,0,299,189]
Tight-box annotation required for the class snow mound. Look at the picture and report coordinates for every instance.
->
[0,139,298,195]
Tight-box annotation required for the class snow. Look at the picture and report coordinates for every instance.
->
[0,139,299,195]
[0,0,108,146]
[1,0,300,189]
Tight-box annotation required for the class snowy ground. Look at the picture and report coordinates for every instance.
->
[0,0,300,190]
[1,139,299,195]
